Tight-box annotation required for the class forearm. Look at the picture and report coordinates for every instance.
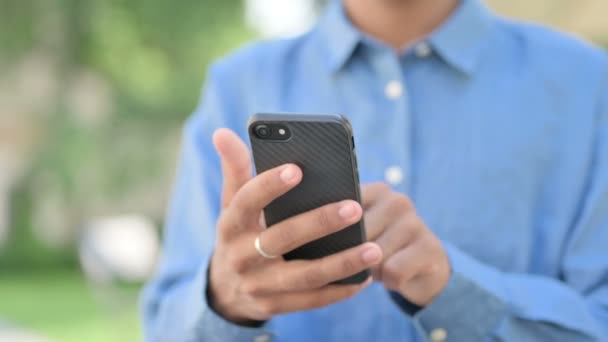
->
[405,243,607,341]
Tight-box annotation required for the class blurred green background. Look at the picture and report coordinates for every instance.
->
[0,0,606,341]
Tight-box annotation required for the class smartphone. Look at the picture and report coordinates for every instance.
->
[248,113,369,284]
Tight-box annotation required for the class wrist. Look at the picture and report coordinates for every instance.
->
[399,253,451,307]
[206,263,266,327]
[207,278,266,327]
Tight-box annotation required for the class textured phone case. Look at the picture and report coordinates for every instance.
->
[249,113,369,284]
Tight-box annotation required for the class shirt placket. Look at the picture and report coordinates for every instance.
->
[367,48,413,195]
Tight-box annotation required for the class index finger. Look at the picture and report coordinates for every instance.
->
[222,163,302,237]
[252,200,363,259]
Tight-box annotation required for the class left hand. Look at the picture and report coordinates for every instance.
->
[362,183,451,307]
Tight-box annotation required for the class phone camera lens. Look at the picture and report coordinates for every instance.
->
[255,125,271,138]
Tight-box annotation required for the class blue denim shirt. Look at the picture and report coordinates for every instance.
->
[142,0,608,340]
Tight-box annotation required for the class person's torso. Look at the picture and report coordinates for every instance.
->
[210,2,606,340]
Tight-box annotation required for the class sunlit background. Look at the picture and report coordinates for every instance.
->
[0,0,606,341]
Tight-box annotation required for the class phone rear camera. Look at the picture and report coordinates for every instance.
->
[255,125,271,138]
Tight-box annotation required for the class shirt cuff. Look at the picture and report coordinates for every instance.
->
[192,260,275,342]
[412,242,509,341]
[389,290,422,316]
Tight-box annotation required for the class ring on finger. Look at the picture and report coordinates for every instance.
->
[254,234,278,259]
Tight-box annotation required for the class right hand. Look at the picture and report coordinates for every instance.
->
[208,128,383,324]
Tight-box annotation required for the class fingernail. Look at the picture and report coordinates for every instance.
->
[280,166,297,183]
[338,202,357,219]
[361,245,382,264]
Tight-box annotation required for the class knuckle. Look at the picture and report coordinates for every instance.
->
[382,259,401,280]
[340,256,358,275]
[255,300,276,317]
[376,182,392,194]
[316,207,333,228]
[389,194,412,213]
[386,198,402,217]
[260,169,284,192]
[412,215,425,229]
[216,213,235,237]
[258,173,275,191]
[224,204,249,228]
[216,213,229,230]
[303,266,326,288]
[400,195,414,209]
[275,269,292,291]
[275,226,296,251]
[226,251,249,273]
[228,188,248,210]
[425,261,440,275]
[419,233,438,250]
[430,235,444,251]
[240,280,260,297]
[233,163,251,180]
[400,215,420,236]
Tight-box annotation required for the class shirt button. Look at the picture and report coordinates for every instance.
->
[430,328,447,342]
[415,42,432,58]
[254,334,272,342]
[385,80,403,100]
[385,166,403,185]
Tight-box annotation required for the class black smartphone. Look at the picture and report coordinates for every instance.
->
[248,113,369,284]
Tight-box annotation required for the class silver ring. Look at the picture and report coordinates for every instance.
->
[254,234,277,259]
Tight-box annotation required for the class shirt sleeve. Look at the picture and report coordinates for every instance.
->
[409,59,608,341]
[140,63,273,342]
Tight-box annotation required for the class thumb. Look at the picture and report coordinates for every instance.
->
[213,128,252,208]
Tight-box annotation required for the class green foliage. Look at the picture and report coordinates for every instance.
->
[80,0,254,120]
[0,1,37,64]
[0,270,140,341]
[0,182,76,270]
[1,0,254,267]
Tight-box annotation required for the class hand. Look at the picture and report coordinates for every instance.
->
[208,129,383,324]
[362,183,450,307]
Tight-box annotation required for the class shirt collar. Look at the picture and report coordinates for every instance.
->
[429,0,494,75]
[318,0,494,76]
[318,0,361,73]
